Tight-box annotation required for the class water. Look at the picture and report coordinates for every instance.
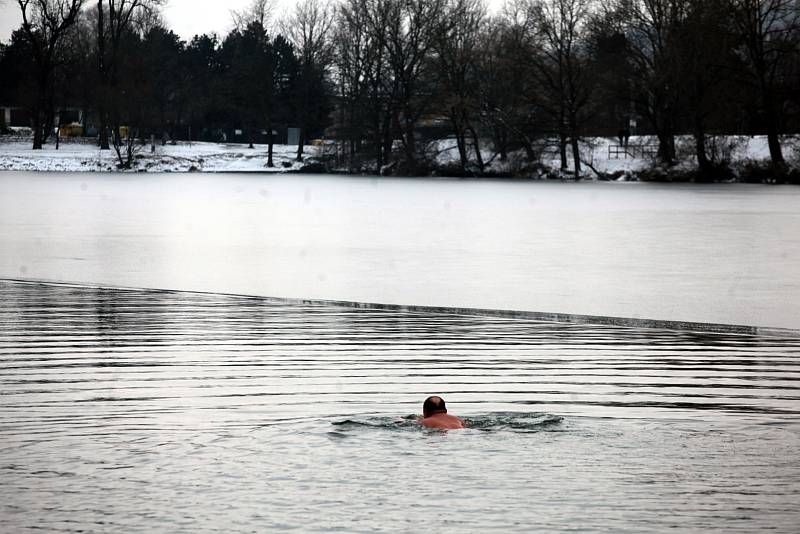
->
[1,172,799,328]
[2,280,799,532]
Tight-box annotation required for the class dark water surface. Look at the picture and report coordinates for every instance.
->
[1,280,799,532]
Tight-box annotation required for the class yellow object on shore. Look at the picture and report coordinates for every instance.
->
[58,123,83,138]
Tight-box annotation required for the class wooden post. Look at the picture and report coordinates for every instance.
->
[55,111,60,150]
[150,134,155,153]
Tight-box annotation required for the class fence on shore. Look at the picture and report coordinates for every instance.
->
[608,144,659,159]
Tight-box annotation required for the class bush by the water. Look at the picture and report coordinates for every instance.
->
[739,161,800,185]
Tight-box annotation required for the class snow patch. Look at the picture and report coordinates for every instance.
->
[0,140,318,173]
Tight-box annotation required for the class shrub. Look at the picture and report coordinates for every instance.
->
[739,160,800,184]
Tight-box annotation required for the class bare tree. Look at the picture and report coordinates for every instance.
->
[231,0,276,33]
[332,0,378,169]
[360,0,399,172]
[381,0,449,171]
[16,0,84,149]
[618,0,689,166]
[480,6,543,163]
[677,0,737,175]
[729,0,799,168]
[331,0,450,173]
[282,0,334,161]
[531,0,595,175]
[96,0,165,165]
[433,0,488,174]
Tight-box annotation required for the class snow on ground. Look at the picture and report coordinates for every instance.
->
[575,135,799,178]
[429,135,657,174]
[576,136,655,176]
[0,138,318,172]
[432,134,798,178]
[1,134,797,175]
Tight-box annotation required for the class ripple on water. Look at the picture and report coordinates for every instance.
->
[1,279,800,533]
[330,412,563,433]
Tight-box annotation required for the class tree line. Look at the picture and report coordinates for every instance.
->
[1,0,330,167]
[1,0,799,175]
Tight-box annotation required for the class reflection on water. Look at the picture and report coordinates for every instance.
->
[1,279,799,533]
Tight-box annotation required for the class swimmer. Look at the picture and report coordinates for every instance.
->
[418,396,465,429]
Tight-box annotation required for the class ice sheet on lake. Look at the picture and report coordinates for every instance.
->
[1,172,799,328]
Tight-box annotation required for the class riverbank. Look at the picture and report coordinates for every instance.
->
[429,134,800,183]
[1,134,798,181]
[0,137,319,173]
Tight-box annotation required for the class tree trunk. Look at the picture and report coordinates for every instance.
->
[763,95,785,167]
[32,105,44,150]
[295,127,304,161]
[571,135,581,177]
[694,118,711,175]
[450,107,468,174]
[99,113,110,149]
[455,131,467,173]
[494,124,507,161]
[559,132,568,171]
[379,110,394,173]
[656,134,675,166]
[31,73,48,150]
[374,110,383,172]
[523,142,536,162]
[656,107,676,166]
[266,119,274,167]
[766,126,784,168]
[42,89,54,144]
[468,124,484,171]
[97,0,109,150]
[404,116,416,171]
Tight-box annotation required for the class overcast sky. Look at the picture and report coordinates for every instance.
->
[0,0,293,43]
[1,0,503,44]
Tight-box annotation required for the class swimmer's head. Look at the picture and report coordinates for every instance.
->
[423,396,447,418]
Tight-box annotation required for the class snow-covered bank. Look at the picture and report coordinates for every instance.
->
[1,134,798,179]
[429,134,799,181]
[0,138,320,172]
[575,135,800,181]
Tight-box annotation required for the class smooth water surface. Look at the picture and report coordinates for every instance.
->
[1,172,799,328]
[2,280,799,532]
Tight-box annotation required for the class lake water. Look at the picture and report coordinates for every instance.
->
[1,172,799,329]
[2,172,800,531]
[1,280,799,533]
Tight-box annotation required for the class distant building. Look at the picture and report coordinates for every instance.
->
[1,105,30,128]
[287,127,301,146]
[1,106,84,130]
